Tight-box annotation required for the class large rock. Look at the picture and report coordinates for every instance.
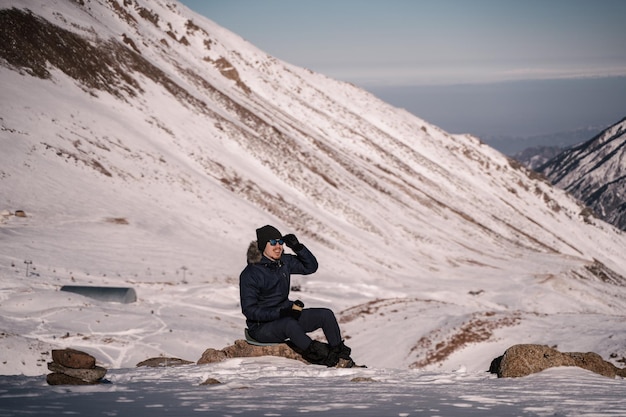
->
[197,339,356,368]
[47,348,108,385]
[47,361,107,382]
[492,344,623,378]
[52,348,96,369]
[46,373,101,386]
[197,339,306,365]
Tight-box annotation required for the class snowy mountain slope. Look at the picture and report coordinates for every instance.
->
[538,117,626,231]
[1,0,625,377]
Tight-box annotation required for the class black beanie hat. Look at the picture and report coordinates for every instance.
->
[256,225,282,251]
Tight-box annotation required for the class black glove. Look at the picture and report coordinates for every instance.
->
[282,234,304,252]
[279,300,304,320]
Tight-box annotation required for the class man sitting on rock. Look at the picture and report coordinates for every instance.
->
[239,225,354,367]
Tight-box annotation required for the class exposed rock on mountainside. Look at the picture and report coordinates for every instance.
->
[538,118,626,231]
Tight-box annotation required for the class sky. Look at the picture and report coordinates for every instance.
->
[179,0,626,87]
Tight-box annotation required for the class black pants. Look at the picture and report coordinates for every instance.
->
[249,308,342,350]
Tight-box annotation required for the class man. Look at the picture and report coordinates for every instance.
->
[239,225,353,367]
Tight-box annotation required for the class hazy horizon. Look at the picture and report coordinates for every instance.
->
[366,76,626,154]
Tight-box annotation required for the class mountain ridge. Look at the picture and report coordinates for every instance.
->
[538,117,626,231]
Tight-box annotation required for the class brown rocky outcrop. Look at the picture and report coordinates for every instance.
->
[46,348,107,385]
[197,339,306,365]
[197,339,356,368]
[491,344,625,378]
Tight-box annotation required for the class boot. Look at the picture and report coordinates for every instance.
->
[301,341,339,367]
[330,341,352,360]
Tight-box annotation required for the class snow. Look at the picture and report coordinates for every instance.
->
[0,359,624,416]
[0,0,625,415]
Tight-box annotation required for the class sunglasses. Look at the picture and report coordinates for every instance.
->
[269,239,284,246]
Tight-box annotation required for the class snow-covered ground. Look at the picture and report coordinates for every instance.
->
[1,357,624,416]
[1,217,625,416]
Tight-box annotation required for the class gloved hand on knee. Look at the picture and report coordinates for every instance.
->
[279,300,304,319]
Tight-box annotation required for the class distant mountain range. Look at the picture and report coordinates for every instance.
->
[536,118,626,231]
[511,145,566,171]
[486,126,603,157]
[509,118,626,232]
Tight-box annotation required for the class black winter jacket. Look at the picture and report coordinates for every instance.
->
[239,241,318,326]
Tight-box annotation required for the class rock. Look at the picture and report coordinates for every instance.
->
[197,339,365,368]
[200,377,221,385]
[351,377,376,383]
[197,339,306,365]
[196,348,228,364]
[566,351,618,378]
[488,355,503,374]
[48,361,107,382]
[136,357,194,367]
[52,348,96,369]
[46,348,108,385]
[47,373,101,386]
[494,344,621,378]
[337,358,361,368]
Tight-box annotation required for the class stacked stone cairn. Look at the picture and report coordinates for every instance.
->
[47,348,108,385]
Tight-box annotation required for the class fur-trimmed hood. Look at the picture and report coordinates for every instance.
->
[246,241,262,264]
